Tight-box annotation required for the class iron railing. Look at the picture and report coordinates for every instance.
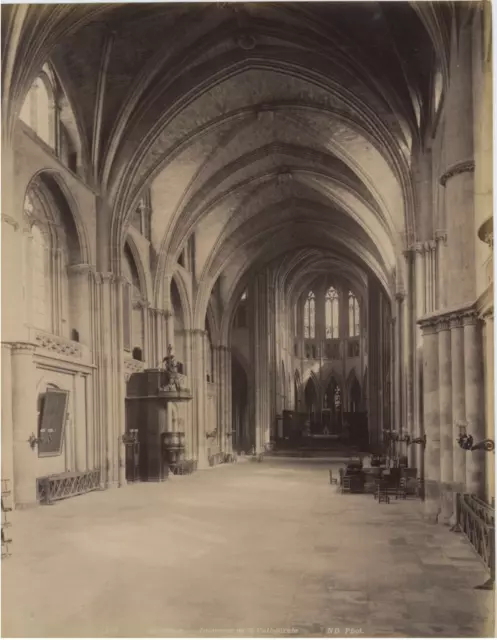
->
[455,493,495,588]
[37,470,101,505]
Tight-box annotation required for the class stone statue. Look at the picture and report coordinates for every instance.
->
[162,345,185,392]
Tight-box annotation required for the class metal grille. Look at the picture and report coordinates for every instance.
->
[37,470,101,505]
[456,493,495,575]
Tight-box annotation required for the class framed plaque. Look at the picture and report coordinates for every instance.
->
[38,389,69,457]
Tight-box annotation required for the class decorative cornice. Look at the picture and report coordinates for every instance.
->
[33,331,82,358]
[1,214,20,231]
[440,160,475,187]
[10,342,38,354]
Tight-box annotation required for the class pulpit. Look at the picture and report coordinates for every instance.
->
[125,348,192,482]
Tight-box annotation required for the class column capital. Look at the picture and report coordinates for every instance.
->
[132,298,150,310]
[10,341,37,354]
[67,263,95,276]
[218,345,231,353]
[462,310,480,327]
[439,159,475,187]
[191,329,206,337]
[395,292,406,303]
[437,317,451,333]
[94,271,117,284]
[449,313,464,330]
[418,318,438,336]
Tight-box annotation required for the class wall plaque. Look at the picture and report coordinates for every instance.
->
[38,389,69,457]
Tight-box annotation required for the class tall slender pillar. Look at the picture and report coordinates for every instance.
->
[481,312,494,502]
[442,18,475,309]
[95,272,124,487]
[450,313,466,500]
[463,311,485,497]
[420,319,440,522]
[252,272,270,453]
[183,329,194,459]
[11,343,38,506]
[438,318,453,523]
[1,344,14,493]
[191,329,206,466]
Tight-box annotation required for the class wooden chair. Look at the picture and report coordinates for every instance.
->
[395,477,407,500]
[341,476,352,494]
[329,470,338,485]
[375,480,390,503]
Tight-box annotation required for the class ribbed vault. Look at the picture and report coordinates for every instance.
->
[3,2,454,327]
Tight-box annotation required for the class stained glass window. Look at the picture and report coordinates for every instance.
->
[348,292,360,337]
[325,287,339,338]
[304,291,315,339]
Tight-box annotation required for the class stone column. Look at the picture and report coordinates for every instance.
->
[450,313,466,500]
[403,249,416,468]
[481,312,494,502]
[11,343,39,507]
[438,318,453,523]
[1,344,14,493]
[184,329,194,460]
[191,329,206,466]
[463,311,485,497]
[442,19,475,309]
[367,280,381,447]
[252,272,270,453]
[420,319,440,522]
[67,264,93,344]
[95,272,124,487]
[435,231,448,310]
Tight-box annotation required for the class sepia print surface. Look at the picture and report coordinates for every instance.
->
[1,1,495,638]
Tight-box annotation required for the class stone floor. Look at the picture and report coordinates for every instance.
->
[2,458,495,638]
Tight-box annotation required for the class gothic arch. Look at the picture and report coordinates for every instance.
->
[24,170,90,265]
[124,233,151,304]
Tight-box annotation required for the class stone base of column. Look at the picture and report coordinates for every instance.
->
[14,499,39,510]
[423,480,441,523]
[439,483,454,525]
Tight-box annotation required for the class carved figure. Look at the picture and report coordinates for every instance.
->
[162,344,185,391]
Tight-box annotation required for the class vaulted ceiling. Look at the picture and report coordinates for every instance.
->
[3,2,455,312]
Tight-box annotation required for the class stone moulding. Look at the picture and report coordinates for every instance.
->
[439,160,475,187]
[418,306,480,334]
[34,331,82,358]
